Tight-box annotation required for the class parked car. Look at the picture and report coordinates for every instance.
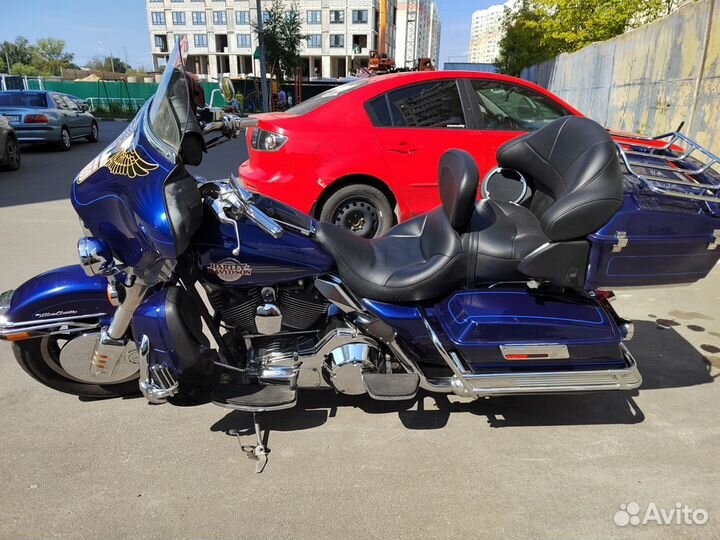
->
[0,90,99,151]
[0,115,20,171]
[239,71,652,237]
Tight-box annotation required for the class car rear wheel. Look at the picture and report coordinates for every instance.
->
[320,184,394,239]
[86,122,99,142]
[3,136,20,171]
[57,127,71,151]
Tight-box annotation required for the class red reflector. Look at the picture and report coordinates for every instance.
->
[505,354,529,359]
[24,114,49,124]
[505,353,550,360]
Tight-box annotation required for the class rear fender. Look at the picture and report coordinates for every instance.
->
[0,265,113,340]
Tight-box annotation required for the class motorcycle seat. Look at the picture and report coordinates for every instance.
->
[316,150,477,302]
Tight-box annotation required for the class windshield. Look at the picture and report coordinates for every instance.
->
[148,38,193,152]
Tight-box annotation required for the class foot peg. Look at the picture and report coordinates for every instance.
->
[138,335,178,404]
[363,373,420,401]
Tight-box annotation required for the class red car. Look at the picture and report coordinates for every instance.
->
[239,71,590,237]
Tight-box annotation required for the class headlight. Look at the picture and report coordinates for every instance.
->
[251,129,288,152]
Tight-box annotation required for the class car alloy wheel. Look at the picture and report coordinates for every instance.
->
[60,128,71,151]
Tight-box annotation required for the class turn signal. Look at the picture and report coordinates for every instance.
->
[24,114,49,124]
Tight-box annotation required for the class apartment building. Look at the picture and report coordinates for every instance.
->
[146,0,397,80]
[468,0,515,64]
[394,0,441,69]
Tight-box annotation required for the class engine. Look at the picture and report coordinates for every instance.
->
[206,280,329,334]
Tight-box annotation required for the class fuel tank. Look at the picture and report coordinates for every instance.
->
[194,212,335,287]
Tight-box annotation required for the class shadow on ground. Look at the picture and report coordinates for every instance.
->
[211,320,717,440]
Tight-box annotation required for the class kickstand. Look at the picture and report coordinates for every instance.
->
[232,413,269,473]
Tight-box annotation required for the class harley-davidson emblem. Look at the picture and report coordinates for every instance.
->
[206,259,252,282]
[105,149,159,178]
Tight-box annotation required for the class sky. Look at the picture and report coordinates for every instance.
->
[0,0,501,70]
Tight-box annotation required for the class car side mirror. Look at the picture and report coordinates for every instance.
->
[80,103,90,112]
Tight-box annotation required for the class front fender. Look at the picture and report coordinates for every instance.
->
[0,265,113,337]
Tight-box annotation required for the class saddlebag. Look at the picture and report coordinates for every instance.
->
[434,288,627,373]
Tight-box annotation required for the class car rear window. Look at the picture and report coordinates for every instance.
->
[366,80,466,128]
[0,92,47,107]
[286,79,371,115]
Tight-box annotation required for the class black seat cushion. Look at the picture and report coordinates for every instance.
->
[462,200,548,283]
[496,116,623,241]
[316,208,469,302]
[438,150,479,230]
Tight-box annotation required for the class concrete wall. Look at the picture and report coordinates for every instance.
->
[521,0,720,155]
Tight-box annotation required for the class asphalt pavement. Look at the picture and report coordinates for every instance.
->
[0,120,719,539]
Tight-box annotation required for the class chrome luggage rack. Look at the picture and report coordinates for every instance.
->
[614,122,720,205]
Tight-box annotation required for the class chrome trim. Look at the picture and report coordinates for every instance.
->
[420,312,476,397]
[480,167,529,204]
[138,335,178,404]
[314,276,362,313]
[0,312,106,338]
[256,326,379,390]
[255,303,282,335]
[77,237,114,277]
[0,289,13,321]
[708,230,720,251]
[612,231,628,253]
[107,284,147,340]
[462,344,642,396]
[500,343,570,360]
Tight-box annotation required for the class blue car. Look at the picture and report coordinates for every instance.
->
[0,90,99,151]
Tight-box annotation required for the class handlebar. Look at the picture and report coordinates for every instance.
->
[203,175,284,255]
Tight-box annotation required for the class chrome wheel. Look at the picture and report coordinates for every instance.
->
[39,333,139,385]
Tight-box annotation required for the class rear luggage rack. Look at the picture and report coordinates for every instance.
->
[615,124,720,205]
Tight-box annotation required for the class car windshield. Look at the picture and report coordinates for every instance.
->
[147,38,193,152]
[286,78,370,115]
[0,92,47,107]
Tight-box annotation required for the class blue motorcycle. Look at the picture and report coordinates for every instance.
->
[2,43,719,470]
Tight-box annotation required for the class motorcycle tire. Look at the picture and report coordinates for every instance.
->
[13,335,140,399]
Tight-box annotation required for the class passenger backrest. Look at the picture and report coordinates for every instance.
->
[438,149,479,231]
[496,117,623,241]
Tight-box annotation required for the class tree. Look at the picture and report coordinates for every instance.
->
[32,37,77,75]
[497,0,672,76]
[10,62,40,77]
[253,0,305,83]
[87,55,131,73]
[0,36,35,73]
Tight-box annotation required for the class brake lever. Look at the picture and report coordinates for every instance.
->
[210,199,242,256]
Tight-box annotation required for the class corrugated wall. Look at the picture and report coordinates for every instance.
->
[521,0,719,155]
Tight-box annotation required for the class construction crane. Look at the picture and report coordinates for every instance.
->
[368,1,396,74]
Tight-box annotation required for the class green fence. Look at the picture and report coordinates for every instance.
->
[41,80,226,117]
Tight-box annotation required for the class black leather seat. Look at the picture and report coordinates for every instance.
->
[464,116,623,286]
[316,151,477,302]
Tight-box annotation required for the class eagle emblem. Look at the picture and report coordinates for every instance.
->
[105,149,159,178]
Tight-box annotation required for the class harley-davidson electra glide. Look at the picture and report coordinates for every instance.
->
[3,42,720,470]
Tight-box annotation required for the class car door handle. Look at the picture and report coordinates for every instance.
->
[387,142,418,154]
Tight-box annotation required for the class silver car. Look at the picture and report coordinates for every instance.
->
[0,90,99,151]
[0,115,20,170]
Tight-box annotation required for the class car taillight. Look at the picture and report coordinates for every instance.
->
[251,128,288,152]
[24,114,49,124]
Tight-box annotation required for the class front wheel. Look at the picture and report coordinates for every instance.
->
[320,184,394,239]
[13,334,140,398]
